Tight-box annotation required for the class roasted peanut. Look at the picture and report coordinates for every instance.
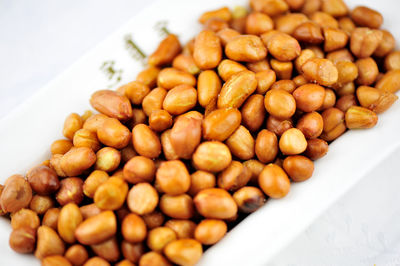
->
[160,194,194,219]
[345,106,378,129]
[157,68,196,90]
[75,211,116,245]
[192,141,232,172]
[163,85,197,115]
[142,87,167,116]
[29,195,54,215]
[123,156,155,184]
[27,165,60,195]
[264,89,296,119]
[127,183,159,215]
[247,59,270,73]
[197,70,222,108]
[245,12,274,35]
[42,208,60,230]
[375,70,400,93]
[121,241,145,264]
[193,30,222,69]
[170,115,202,159]
[94,177,128,211]
[255,129,278,163]
[84,257,110,266]
[60,147,96,176]
[42,255,72,266]
[195,219,227,245]
[35,226,65,259]
[1,175,32,213]
[323,27,348,52]
[156,160,190,195]
[132,124,161,159]
[293,84,326,112]
[139,251,171,266]
[56,177,84,206]
[259,164,290,198]
[311,11,339,28]
[351,6,383,29]
[350,28,383,58]
[136,66,160,89]
[305,138,329,160]
[58,203,83,244]
[250,0,289,16]
[297,112,323,139]
[164,239,203,266]
[321,107,346,141]
[301,0,321,15]
[226,125,255,160]
[322,0,348,17]
[374,30,395,57]
[63,113,83,140]
[226,35,267,62]
[11,208,40,230]
[218,59,247,82]
[90,90,132,120]
[188,171,216,197]
[293,22,324,45]
[338,17,356,35]
[384,51,400,71]
[275,13,308,35]
[217,28,241,46]
[9,227,36,254]
[65,244,89,266]
[148,110,172,132]
[194,188,237,219]
[355,57,379,86]
[279,128,308,155]
[199,7,232,24]
[241,94,266,132]
[266,116,293,136]
[147,227,176,251]
[121,213,147,243]
[233,186,265,213]
[356,86,398,114]
[165,219,197,239]
[51,139,73,155]
[270,59,293,80]
[83,170,109,198]
[283,155,314,182]
[302,58,338,86]
[148,34,181,67]
[335,94,357,112]
[142,211,165,230]
[217,161,251,191]
[263,32,300,62]
[161,130,179,161]
[95,147,121,172]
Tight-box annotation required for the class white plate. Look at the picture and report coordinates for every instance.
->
[0,0,399,265]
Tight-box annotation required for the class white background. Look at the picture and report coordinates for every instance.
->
[1,0,399,265]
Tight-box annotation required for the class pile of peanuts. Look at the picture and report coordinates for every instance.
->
[2,0,400,265]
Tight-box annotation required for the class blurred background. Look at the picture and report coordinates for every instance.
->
[1,0,399,265]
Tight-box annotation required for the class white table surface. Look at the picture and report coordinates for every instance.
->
[1,1,399,265]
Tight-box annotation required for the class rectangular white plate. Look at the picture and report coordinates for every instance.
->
[0,0,399,265]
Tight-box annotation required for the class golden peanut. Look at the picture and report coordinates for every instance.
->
[311,11,339,28]
[139,251,171,266]
[204,17,229,32]
[188,171,216,197]
[283,155,314,182]
[320,107,346,141]
[338,17,356,35]
[192,141,232,172]
[65,244,89,266]
[75,211,116,245]
[164,239,203,266]
[127,183,159,215]
[266,116,293,136]
[301,0,321,15]
[355,57,379,86]
[136,66,160,89]
[255,129,278,163]
[73,128,100,152]
[246,12,274,35]
[121,213,147,243]
[63,113,83,140]
[27,165,60,196]
[218,70,257,109]
[293,22,324,45]
[270,59,293,80]
[83,170,109,198]
[356,86,398,114]
[132,124,161,159]
[345,106,378,129]
[161,130,179,161]
[263,32,300,62]
[80,204,102,220]
[326,49,353,64]
[94,177,128,211]
[84,257,110,266]
[95,147,121,172]
[247,59,270,73]
[160,194,194,219]
[264,89,296,119]
[82,113,108,134]
[42,255,72,266]
[124,81,151,105]
[321,0,348,17]
[193,30,222,69]
[279,128,308,155]
[58,203,83,244]
[296,111,324,139]
[42,208,60,231]
[157,68,196,89]
[148,34,181,67]
[293,84,326,112]
[302,58,338,86]
[170,115,202,159]
[323,27,348,52]
[243,159,265,185]
[293,75,308,87]
[165,220,197,239]
[51,139,73,155]
[121,241,145,264]
[195,219,227,245]
[241,94,266,132]
[217,28,241,46]
[306,45,325,59]
[142,87,167,116]
[123,156,155,184]
[351,6,383,29]
[350,28,383,58]
[199,6,232,24]
[259,164,290,198]
[1,175,32,213]
[142,211,165,230]
[35,226,65,259]
[375,70,400,93]
[285,0,305,11]
[29,195,54,215]
[334,61,358,87]
[147,227,176,251]
[156,160,190,195]
[250,0,289,16]
[121,144,137,163]
[60,147,96,176]
[11,208,40,231]
[218,161,251,192]
[172,54,200,75]
[163,84,197,115]
[384,51,400,71]
[225,35,267,62]
[275,13,308,35]
[197,70,222,108]
[321,88,336,111]
[335,94,357,112]
[305,138,329,160]
[9,227,36,254]
[295,49,316,74]
[233,186,266,213]
[98,118,131,149]
[203,108,241,141]
[90,90,132,120]
[374,30,395,57]
[226,125,255,160]
[255,70,276,95]
[218,59,247,82]
[194,188,237,219]
[92,240,120,266]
